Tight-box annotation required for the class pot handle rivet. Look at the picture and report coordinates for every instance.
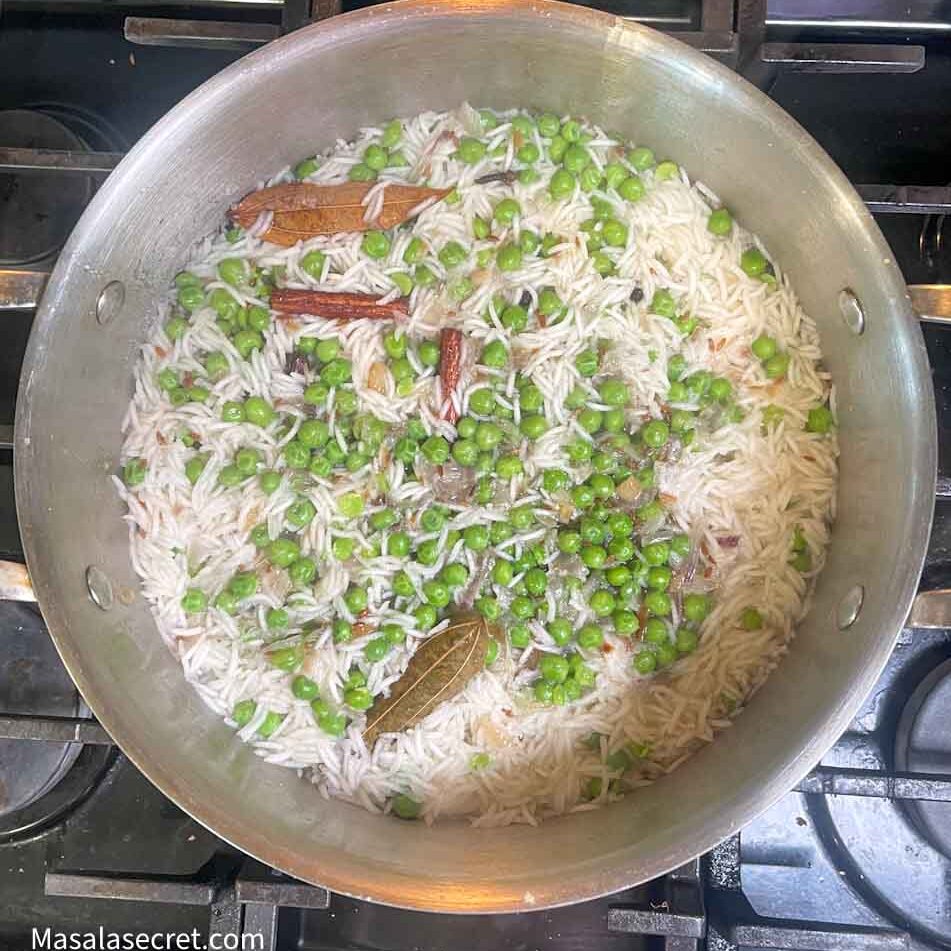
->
[96,281,125,326]
[837,584,864,629]
[838,289,866,335]
[86,565,114,611]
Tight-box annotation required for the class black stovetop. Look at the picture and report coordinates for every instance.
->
[1,4,950,950]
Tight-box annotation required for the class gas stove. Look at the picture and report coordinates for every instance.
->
[2,1,951,949]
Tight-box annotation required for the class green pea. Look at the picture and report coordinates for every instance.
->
[362,231,390,260]
[231,447,259,477]
[572,480,597,508]
[389,793,420,820]
[577,623,604,649]
[388,571,413,599]
[461,524,489,552]
[538,469,566,494]
[288,557,316,586]
[177,282,204,313]
[342,585,367,614]
[414,263,435,287]
[494,198,521,226]
[219,463,248,488]
[471,215,492,242]
[321,359,352,387]
[232,699,257,727]
[294,157,318,179]
[292,674,319,701]
[655,160,679,181]
[575,349,599,378]
[412,538,438,567]
[120,456,147,487]
[404,341,436,375]
[348,163,377,182]
[539,654,570,684]
[446,438,476,468]
[514,140,540,164]
[764,352,790,380]
[626,146,654,171]
[613,610,639,636]
[238,396,271,428]
[579,544,606,570]
[741,248,769,277]
[215,258,247,289]
[365,636,391,663]
[494,242,522,273]
[212,590,237,615]
[806,406,835,433]
[361,143,388,171]
[182,453,207,486]
[521,567,546,597]
[499,303,526,332]
[263,607,289,631]
[618,175,645,201]
[480,340,509,368]
[264,537,298,569]
[328,619,351,643]
[644,590,672,616]
[314,703,348,737]
[286,498,316,529]
[542,618,569,647]
[415,435,447,466]
[336,492,364,519]
[633,650,657,675]
[534,680,555,704]
[707,207,733,236]
[439,240,467,269]
[180,587,208,614]
[589,590,615,617]
[601,218,629,248]
[489,556,514,587]
[294,250,326,284]
[413,604,439,631]
[680,592,709,623]
[468,388,496,417]
[228,571,258,600]
[157,367,180,393]
[641,419,670,448]
[549,168,576,200]
[528,111,556,137]
[279,440,307,470]
[440,562,469,589]
[493,455,521,480]
[399,236,425,266]
[457,136,487,164]
[516,413,546,441]
[675,627,699,655]
[344,686,373,711]
[165,316,189,342]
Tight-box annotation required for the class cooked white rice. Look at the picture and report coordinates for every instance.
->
[116,104,837,826]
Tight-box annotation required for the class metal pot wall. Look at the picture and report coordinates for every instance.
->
[7,0,939,913]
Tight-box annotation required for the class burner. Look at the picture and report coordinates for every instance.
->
[0,600,112,840]
[0,108,94,266]
[895,657,951,859]
[807,651,951,947]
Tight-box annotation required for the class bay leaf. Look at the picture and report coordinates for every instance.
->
[362,613,489,748]
[230,181,451,247]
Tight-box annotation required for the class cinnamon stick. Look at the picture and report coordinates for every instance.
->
[270,289,409,321]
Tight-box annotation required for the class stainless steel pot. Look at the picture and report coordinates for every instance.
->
[9,0,938,913]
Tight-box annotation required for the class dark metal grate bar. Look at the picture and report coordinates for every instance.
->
[0,714,113,745]
[795,765,951,802]
[0,147,123,175]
